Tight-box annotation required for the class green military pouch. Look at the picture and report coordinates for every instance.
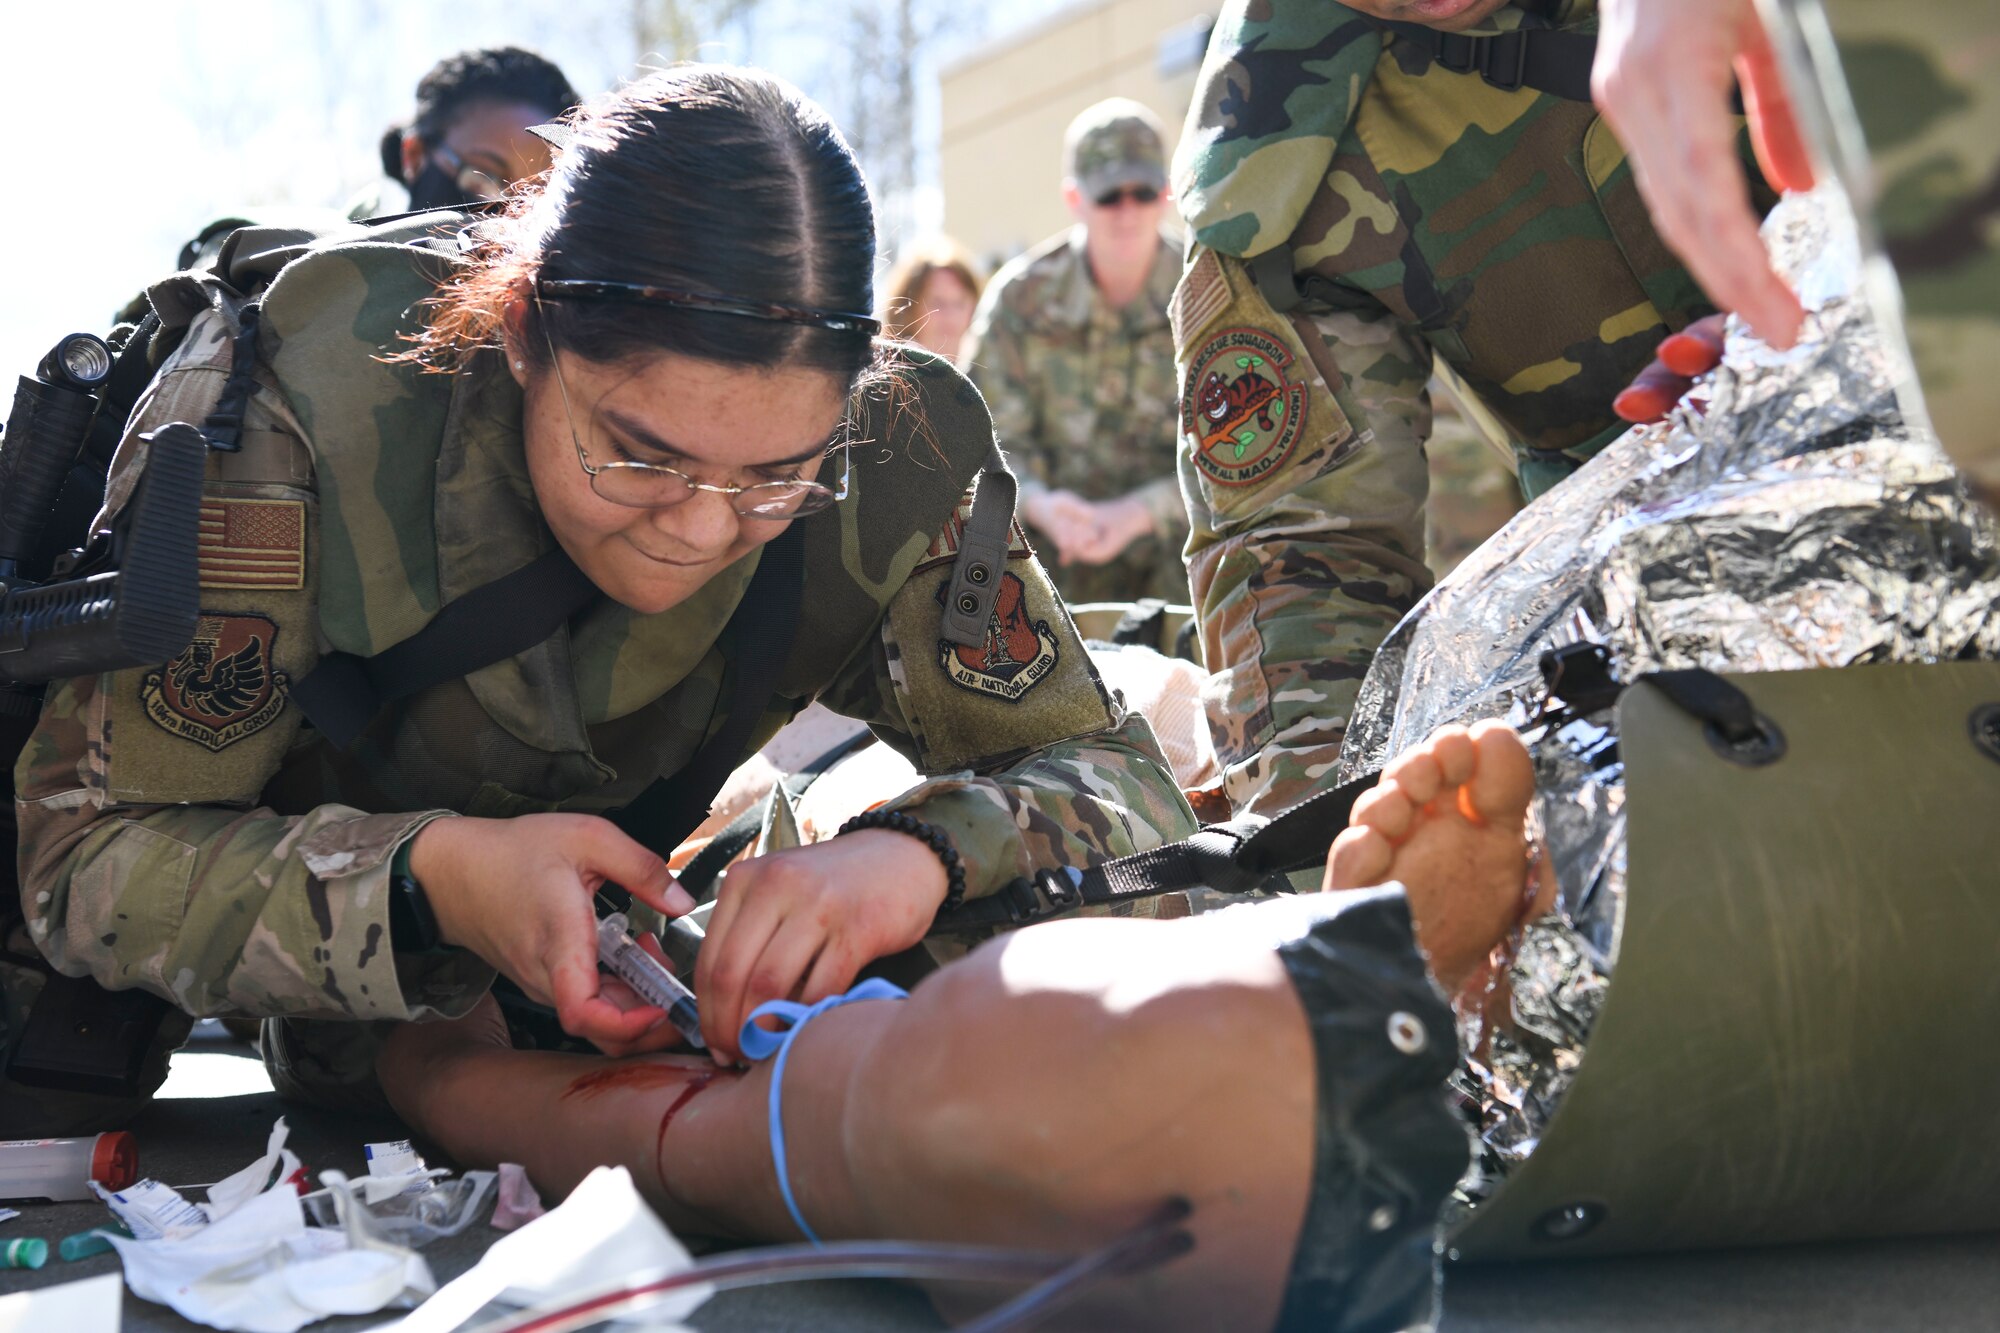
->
[1451,660,2000,1261]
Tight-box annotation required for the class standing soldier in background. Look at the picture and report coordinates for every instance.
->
[1170,0,1765,820]
[962,100,1188,607]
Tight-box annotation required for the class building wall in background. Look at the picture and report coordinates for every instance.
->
[939,0,1213,270]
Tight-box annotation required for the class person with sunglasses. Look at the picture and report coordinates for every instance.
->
[6,67,1197,1131]
[961,99,1190,608]
[353,45,582,218]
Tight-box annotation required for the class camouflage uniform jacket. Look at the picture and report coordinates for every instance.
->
[1168,0,1763,821]
[962,227,1189,606]
[14,221,1195,1031]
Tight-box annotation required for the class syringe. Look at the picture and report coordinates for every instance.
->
[596,912,706,1051]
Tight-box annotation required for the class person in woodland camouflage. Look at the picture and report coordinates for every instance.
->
[961,99,1188,607]
[1593,0,2000,501]
[2,68,1199,1134]
[1170,0,1764,821]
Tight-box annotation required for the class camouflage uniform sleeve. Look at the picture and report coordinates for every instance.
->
[960,286,1052,504]
[11,317,491,1024]
[815,496,1197,897]
[1174,246,1436,820]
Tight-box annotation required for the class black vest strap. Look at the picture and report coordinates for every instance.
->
[1383,21,1597,101]
[292,520,806,871]
[610,523,807,859]
[929,769,1382,934]
[947,665,1782,937]
[289,547,599,750]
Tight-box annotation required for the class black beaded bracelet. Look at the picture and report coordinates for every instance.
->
[837,809,968,913]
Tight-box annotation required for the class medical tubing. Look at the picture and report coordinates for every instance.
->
[737,977,909,1245]
[470,1242,1076,1333]
[955,1198,1197,1333]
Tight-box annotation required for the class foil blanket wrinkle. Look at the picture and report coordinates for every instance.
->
[1335,184,2000,1212]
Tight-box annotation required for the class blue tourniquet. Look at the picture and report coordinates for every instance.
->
[738,977,909,1244]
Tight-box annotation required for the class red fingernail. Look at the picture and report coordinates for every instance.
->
[1658,332,1722,377]
[1614,384,1676,424]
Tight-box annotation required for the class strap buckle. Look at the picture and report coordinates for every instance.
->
[999,866,1084,925]
[1431,30,1529,93]
[1434,31,1478,74]
[1479,31,1528,92]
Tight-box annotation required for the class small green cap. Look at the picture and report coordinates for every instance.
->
[59,1228,119,1262]
[2,1237,48,1269]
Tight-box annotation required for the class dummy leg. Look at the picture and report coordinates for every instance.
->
[378,890,1470,1332]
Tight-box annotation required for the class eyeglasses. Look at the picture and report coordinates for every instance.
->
[432,144,508,201]
[538,316,851,518]
[1092,184,1161,209]
[536,279,881,337]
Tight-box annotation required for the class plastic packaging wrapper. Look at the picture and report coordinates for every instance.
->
[1334,183,2000,1210]
[105,1173,434,1333]
[385,1166,707,1333]
[490,1162,547,1231]
[300,1168,496,1248]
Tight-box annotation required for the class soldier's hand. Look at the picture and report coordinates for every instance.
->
[410,814,699,1057]
[1613,313,1728,423]
[1593,0,1811,349]
[694,830,948,1063]
[1069,495,1155,564]
[1022,489,1105,565]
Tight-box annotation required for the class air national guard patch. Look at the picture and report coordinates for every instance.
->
[141,613,290,751]
[935,572,1059,702]
[1181,326,1307,487]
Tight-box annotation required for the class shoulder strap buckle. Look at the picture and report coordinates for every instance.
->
[1478,30,1529,92]
[1433,30,1528,92]
[998,866,1084,925]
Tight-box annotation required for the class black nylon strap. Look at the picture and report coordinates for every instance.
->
[610,523,807,860]
[289,547,598,750]
[1384,22,1597,101]
[1639,668,1761,743]
[930,769,1381,934]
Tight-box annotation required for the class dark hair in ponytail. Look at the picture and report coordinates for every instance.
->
[407,66,880,392]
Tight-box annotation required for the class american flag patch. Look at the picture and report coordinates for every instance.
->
[198,498,306,590]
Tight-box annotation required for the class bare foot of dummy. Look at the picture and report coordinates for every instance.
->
[1323,720,1552,995]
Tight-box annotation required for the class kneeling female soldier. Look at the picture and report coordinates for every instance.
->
[6,66,1194,1129]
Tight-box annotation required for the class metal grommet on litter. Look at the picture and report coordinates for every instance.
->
[1386,1011,1427,1055]
[1367,1204,1398,1233]
[1532,1201,1607,1243]
[1969,703,2000,765]
[967,562,991,586]
[956,592,980,615]
[1702,712,1787,767]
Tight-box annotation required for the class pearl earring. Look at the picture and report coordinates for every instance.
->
[513,360,525,371]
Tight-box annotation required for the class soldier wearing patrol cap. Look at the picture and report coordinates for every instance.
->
[1169,0,1767,821]
[1,66,1196,1133]
[961,98,1189,607]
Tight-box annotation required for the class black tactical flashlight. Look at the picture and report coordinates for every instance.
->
[0,332,115,582]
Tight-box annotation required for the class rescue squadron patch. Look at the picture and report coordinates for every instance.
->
[1181,325,1308,487]
[198,498,306,590]
[141,613,290,751]
[935,572,1059,702]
